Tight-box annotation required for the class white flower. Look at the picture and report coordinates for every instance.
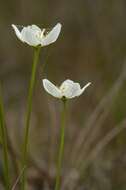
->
[42,79,91,99]
[12,23,62,47]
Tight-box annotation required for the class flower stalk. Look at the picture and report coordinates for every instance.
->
[0,86,10,190]
[55,98,67,190]
[21,46,41,190]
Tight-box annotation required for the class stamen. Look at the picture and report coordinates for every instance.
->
[40,29,46,38]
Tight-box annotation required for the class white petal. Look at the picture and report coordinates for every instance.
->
[12,24,23,42]
[43,79,62,98]
[41,23,62,46]
[76,82,91,97]
[60,80,81,99]
[21,25,41,46]
[29,25,41,32]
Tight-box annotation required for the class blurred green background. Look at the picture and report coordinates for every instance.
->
[1,0,126,189]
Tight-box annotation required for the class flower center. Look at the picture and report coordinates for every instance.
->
[36,29,47,40]
[60,86,67,94]
[40,29,46,38]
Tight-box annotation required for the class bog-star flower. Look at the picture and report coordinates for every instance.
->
[42,79,91,99]
[12,23,62,47]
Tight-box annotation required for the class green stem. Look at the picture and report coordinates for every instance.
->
[21,47,41,190]
[0,87,10,190]
[55,99,67,190]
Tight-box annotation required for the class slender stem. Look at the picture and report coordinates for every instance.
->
[55,99,67,190]
[0,87,10,190]
[12,166,25,190]
[21,47,41,190]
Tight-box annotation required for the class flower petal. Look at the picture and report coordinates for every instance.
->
[43,79,62,98]
[12,24,23,42]
[60,80,91,98]
[21,25,41,46]
[41,23,62,46]
[60,79,81,99]
[76,82,91,97]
